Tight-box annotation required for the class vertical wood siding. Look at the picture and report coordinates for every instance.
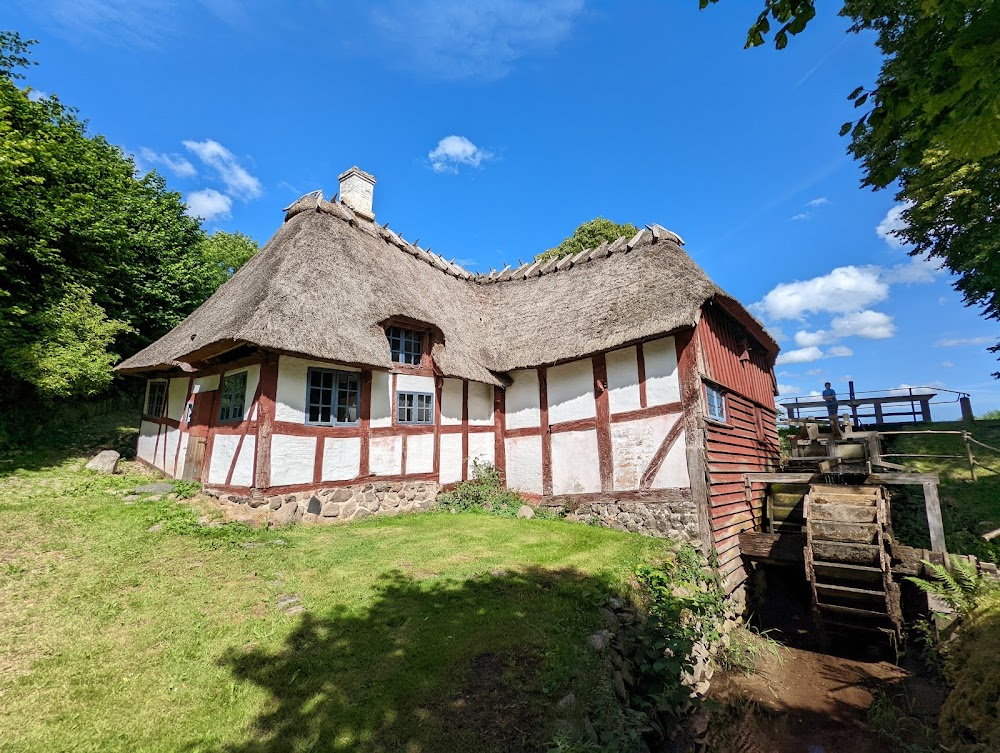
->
[698,304,780,590]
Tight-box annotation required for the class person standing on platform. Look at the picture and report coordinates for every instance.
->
[822,382,841,438]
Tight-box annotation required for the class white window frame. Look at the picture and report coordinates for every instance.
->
[397,391,434,424]
[704,382,727,423]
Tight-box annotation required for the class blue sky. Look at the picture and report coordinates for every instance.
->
[9,0,999,418]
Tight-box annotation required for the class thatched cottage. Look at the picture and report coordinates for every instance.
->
[118,167,780,589]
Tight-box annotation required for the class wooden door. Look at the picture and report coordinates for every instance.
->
[182,391,214,482]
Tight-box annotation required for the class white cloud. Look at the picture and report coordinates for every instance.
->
[428,135,493,173]
[806,368,823,376]
[183,139,262,200]
[777,383,802,396]
[776,346,824,365]
[830,310,895,340]
[794,329,831,347]
[883,256,940,284]
[936,336,993,347]
[790,212,811,221]
[827,345,854,357]
[754,265,889,321]
[137,147,197,178]
[806,197,830,208]
[941,361,955,368]
[185,189,232,222]
[26,89,49,101]
[876,202,913,249]
[370,0,585,81]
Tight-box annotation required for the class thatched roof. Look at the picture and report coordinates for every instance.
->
[117,194,778,384]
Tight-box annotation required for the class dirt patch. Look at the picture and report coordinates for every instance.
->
[706,645,941,753]
[428,651,546,753]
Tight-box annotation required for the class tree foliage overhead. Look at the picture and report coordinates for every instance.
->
[702,1,1000,373]
[0,35,258,399]
[535,217,639,263]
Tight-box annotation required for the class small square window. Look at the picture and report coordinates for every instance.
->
[219,371,248,422]
[306,368,359,425]
[705,383,726,423]
[387,326,423,365]
[146,381,167,417]
[397,391,433,424]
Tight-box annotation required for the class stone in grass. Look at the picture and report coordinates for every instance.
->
[147,523,164,533]
[122,495,139,503]
[85,450,120,474]
[133,482,174,494]
[517,505,535,519]
[269,501,299,528]
[588,630,611,652]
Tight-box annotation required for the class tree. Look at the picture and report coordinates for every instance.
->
[535,217,639,263]
[0,36,258,403]
[702,1,1000,371]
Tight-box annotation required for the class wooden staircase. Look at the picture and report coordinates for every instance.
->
[801,484,903,648]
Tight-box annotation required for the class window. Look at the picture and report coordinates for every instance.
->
[146,381,167,417]
[397,391,433,424]
[705,383,727,423]
[218,371,248,422]
[388,326,423,365]
[307,368,360,425]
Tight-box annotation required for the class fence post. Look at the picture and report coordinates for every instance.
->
[963,431,977,481]
[960,395,975,424]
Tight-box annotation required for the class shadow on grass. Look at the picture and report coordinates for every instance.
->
[206,567,616,753]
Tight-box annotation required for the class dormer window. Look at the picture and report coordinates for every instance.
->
[388,326,423,365]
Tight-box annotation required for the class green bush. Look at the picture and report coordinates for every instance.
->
[437,460,545,517]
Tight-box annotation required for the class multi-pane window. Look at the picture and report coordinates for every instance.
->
[705,383,727,423]
[307,368,360,425]
[218,371,248,422]
[397,391,433,424]
[388,326,423,365]
[146,381,167,417]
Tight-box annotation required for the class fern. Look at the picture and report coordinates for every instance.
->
[906,558,994,614]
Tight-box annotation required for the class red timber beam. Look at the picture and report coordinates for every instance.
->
[592,354,614,492]
[252,357,279,493]
[639,415,687,490]
[636,342,648,409]
[676,328,714,555]
[433,375,443,477]
[226,376,267,486]
[538,366,553,496]
[494,386,507,484]
[461,379,470,481]
[359,370,372,478]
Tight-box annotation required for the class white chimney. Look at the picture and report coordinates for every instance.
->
[338,166,376,220]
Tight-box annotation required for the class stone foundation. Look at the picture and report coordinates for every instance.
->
[562,492,700,543]
[207,481,440,527]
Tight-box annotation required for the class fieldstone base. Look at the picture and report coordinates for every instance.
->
[566,498,700,543]
[208,481,440,528]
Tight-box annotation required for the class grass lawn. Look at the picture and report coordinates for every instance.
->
[882,419,1000,562]
[0,412,674,753]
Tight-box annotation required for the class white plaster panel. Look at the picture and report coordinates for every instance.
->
[551,430,602,495]
[207,433,240,485]
[651,429,690,488]
[644,337,680,406]
[231,435,256,487]
[441,378,463,426]
[610,414,678,491]
[396,374,435,394]
[175,432,190,479]
[547,360,596,425]
[269,434,317,486]
[439,434,463,484]
[370,371,393,428]
[468,382,494,426]
[160,426,181,472]
[505,369,540,429]
[193,374,220,393]
[166,378,189,421]
[370,435,402,476]
[322,437,361,482]
[606,347,642,414]
[468,433,495,468]
[504,435,543,494]
[137,420,158,463]
[275,356,359,424]
[407,433,435,475]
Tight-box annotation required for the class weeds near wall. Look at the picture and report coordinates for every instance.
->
[438,460,557,518]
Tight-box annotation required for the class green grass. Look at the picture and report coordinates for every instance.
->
[0,410,677,753]
[883,420,1000,562]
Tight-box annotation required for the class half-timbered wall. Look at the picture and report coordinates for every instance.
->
[697,304,780,591]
